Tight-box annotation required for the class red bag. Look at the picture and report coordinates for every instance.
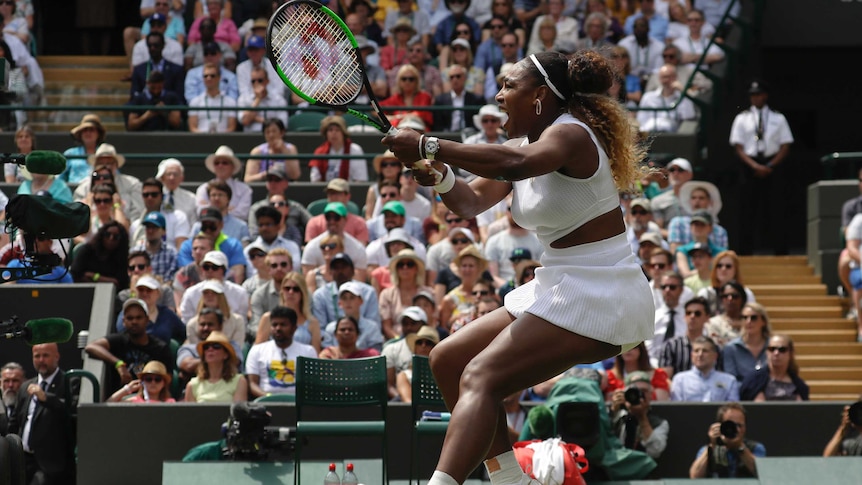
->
[513,438,589,485]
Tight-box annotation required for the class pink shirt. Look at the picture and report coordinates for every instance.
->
[304,214,369,244]
[187,17,241,47]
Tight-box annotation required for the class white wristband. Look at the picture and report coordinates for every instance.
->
[418,134,426,159]
[434,164,456,194]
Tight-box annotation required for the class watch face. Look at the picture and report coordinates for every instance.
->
[425,139,439,154]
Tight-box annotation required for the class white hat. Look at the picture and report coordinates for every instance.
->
[355,35,377,54]
[156,158,184,179]
[135,275,160,290]
[122,298,149,317]
[201,279,225,294]
[448,226,476,243]
[384,227,414,248]
[204,145,242,176]
[667,158,692,173]
[88,143,126,168]
[399,115,426,132]
[398,306,428,324]
[338,281,363,297]
[472,104,507,131]
[450,38,471,50]
[202,250,229,268]
[679,180,723,218]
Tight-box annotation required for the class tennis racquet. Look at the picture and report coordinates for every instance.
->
[266,0,395,134]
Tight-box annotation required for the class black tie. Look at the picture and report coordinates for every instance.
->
[756,111,765,158]
[664,309,676,342]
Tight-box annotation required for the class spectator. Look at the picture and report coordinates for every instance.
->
[255,272,322,352]
[636,232,666,275]
[249,248,296,330]
[379,17,415,73]
[475,15,515,84]
[156,158,198,227]
[74,181,129,247]
[527,0,579,54]
[179,250,249,323]
[185,330,248,403]
[236,32,281,100]
[71,220,130,289]
[246,306,318,398]
[367,199,424,244]
[245,206,300,271]
[369,228,419,289]
[463,103,508,146]
[705,280,747,348]
[670,336,739,402]
[130,13,184,70]
[320,281,385,352]
[692,0,739,38]
[667,180,726,254]
[513,0,544,36]
[305,179,369,244]
[130,29,185,100]
[382,0,432,49]
[107,360,176,403]
[636,64,697,133]
[481,0,525,46]
[130,178,190,251]
[241,242,269,296]
[740,334,808,401]
[125,0,184,63]
[646,248,689,303]
[309,116,368,183]
[73,143,145,222]
[606,342,671,402]
[381,306,428,399]
[130,212,179,281]
[428,225,477,292]
[433,0,482,56]
[483,205,543,288]
[729,80,794,255]
[498,257,540,301]
[845,212,862,340]
[651,157,693,232]
[302,203,370,281]
[238,64,288,134]
[86,298,174,393]
[319,315,381,359]
[366,151,404,219]
[0,0,28,45]
[688,402,765,478]
[648,271,688,362]
[127,70,184,132]
[682,242,712,293]
[623,0,669,42]
[379,248,433,340]
[184,41,239,101]
[697,250,756,316]
[188,0,240,51]
[177,307,241,383]
[626,198,663,262]
[722,302,770,383]
[438,245,488,330]
[398,166,433,223]
[188,62,238,133]
[195,145,252,222]
[353,34,389,105]
[305,234,344,295]
[381,63,434,130]
[395,325,439,402]
[185,278,247,348]
[118,250,176,310]
[15,156,72,204]
[645,44,713,97]
[173,233,213,307]
[434,62,484,131]
[5,124,33,182]
[349,0,385,47]
[527,16,561,56]
[673,8,723,66]
[482,33,521,103]
[609,45,642,108]
[436,20,476,75]
[244,120,299,183]
[190,181,249,243]
[609,370,670,459]
[618,17,664,86]
[247,170,311,242]
[823,397,862,456]
[660,296,712,378]
[115,273,185,344]
[576,11,614,51]
[311,252,379,326]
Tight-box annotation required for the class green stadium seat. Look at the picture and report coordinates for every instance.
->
[288,111,327,132]
[306,198,361,216]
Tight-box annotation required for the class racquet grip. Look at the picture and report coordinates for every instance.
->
[412,160,444,185]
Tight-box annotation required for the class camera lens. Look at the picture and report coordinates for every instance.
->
[624,387,644,406]
[849,401,862,427]
[720,420,739,439]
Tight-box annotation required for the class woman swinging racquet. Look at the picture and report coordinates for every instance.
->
[383,50,656,485]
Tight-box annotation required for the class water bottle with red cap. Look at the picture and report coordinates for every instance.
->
[341,462,359,485]
[324,463,340,485]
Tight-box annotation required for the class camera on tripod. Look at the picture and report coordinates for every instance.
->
[222,402,297,461]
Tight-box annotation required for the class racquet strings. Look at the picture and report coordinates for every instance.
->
[269,3,363,105]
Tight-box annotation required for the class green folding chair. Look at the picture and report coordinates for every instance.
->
[253,392,296,403]
[410,355,449,485]
[288,111,327,132]
[294,356,388,485]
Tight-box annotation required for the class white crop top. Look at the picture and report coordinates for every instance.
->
[510,113,620,246]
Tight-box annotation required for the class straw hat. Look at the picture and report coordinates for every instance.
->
[390,17,417,37]
[388,248,425,286]
[453,245,487,273]
[204,145,242,176]
[372,149,400,174]
[140,360,172,386]
[406,325,440,353]
[87,143,126,167]
[319,115,348,137]
[678,180,723,218]
[197,330,238,367]
[70,114,106,142]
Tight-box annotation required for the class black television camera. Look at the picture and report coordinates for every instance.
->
[624,386,646,406]
[848,401,862,427]
[222,402,297,461]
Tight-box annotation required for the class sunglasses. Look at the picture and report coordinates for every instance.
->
[450,73,465,79]
[663,54,677,59]
[716,263,734,269]
[202,343,224,351]
[203,73,219,79]
[320,242,339,251]
[472,290,490,296]
[481,118,499,124]
[685,310,704,317]
[201,223,218,232]
[141,375,164,383]
[92,173,112,181]
[400,77,417,82]
[250,78,266,84]
[742,314,760,321]
[381,161,400,168]
[501,43,516,48]
[128,263,148,271]
[282,285,302,293]
[249,251,266,259]
[450,238,470,245]
[490,24,506,29]
[94,198,112,205]
[721,293,742,300]
[201,263,224,271]
[380,192,399,199]
[455,30,471,35]
[147,43,164,48]
[415,339,436,347]
[396,260,417,269]
[270,261,290,269]
[660,284,680,290]
[630,209,648,215]
[142,191,161,199]
[446,217,464,224]
[213,160,232,166]
[271,200,288,208]
[767,346,789,353]
[650,262,667,269]
[667,167,684,173]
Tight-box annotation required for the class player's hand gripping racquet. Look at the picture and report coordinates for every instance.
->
[266,0,443,179]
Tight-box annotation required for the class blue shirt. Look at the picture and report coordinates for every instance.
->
[184,65,239,101]
[670,367,739,402]
[177,232,247,269]
[311,280,380,328]
[190,215,249,245]
[17,178,73,203]
[60,146,92,185]
[5,260,73,284]
[721,338,768,382]
[323,316,384,352]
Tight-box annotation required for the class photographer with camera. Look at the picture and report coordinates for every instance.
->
[689,402,766,479]
[610,371,669,459]
[823,397,862,456]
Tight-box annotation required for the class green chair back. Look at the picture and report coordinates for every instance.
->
[253,393,296,403]
[169,340,182,400]
[288,111,326,132]
[306,198,362,216]
[410,355,449,484]
[294,356,388,485]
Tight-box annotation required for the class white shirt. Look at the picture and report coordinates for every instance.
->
[236,58,282,99]
[366,234,427,268]
[448,90,466,132]
[483,230,544,281]
[189,92,238,133]
[301,231,368,270]
[130,209,191,250]
[22,368,59,453]
[647,301,688,364]
[195,178,253,222]
[637,88,697,133]
[527,15,580,54]
[179,278,250,324]
[131,37,184,67]
[244,235,301,275]
[310,143,368,183]
[618,35,665,78]
[238,90,289,132]
[672,35,724,65]
[400,194,432,221]
[729,105,794,158]
[245,340,318,394]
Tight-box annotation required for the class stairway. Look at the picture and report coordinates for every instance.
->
[743,255,862,401]
[33,55,130,133]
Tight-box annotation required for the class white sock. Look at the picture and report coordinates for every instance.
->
[485,450,530,485]
[427,470,460,485]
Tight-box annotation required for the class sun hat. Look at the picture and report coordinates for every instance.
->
[197,330,238,367]
[406,325,440,352]
[388,248,425,286]
[70,114,106,142]
[204,145,242,176]
[472,104,507,131]
[87,143,125,167]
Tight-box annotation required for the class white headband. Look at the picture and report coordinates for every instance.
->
[529,54,565,100]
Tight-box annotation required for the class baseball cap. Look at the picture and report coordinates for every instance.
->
[384,227,413,248]
[150,12,167,24]
[630,198,651,211]
[325,178,350,193]
[625,370,651,386]
[382,200,406,216]
[143,211,166,229]
[247,35,265,49]
[324,202,348,217]
[690,210,713,225]
[748,79,768,95]
[399,306,428,325]
[448,227,475,243]
[199,207,223,222]
[638,232,663,247]
[688,241,712,256]
[509,248,532,262]
[202,251,228,268]
[667,158,692,173]
[412,289,435,306]
[123,298,149,318]
[265,167,288,181]
[338,281,363,297]
[203,41,221,56]
[330,252,354,267]
[201,279,225,294]
[451,38,471,50]
[135,275,160,291]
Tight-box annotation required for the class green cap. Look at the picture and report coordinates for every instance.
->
[324,202,348,217]
[382,200,406,216]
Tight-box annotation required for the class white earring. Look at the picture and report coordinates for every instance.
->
[535,99,542,116]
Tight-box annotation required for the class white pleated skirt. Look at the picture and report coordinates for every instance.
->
[504,233,656,349]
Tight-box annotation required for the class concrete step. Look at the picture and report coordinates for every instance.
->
[797,354,862,366]
[782,329,858,343]
[39,55,129,68]
[766,306,843,319]
[748,284,827,296]
[744,265,814,276]
[800,367,862,380]
[45,80,130,94]
[45,93,130,107]
[809,393,862,401]
[795,342,862,355]
[43,67,129,83]
[756,295,842,307]
[770,318,856,331]
[746,274,823,285]
[28,121,127,133]
[739,255,808,266]
[807,380,862,395]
